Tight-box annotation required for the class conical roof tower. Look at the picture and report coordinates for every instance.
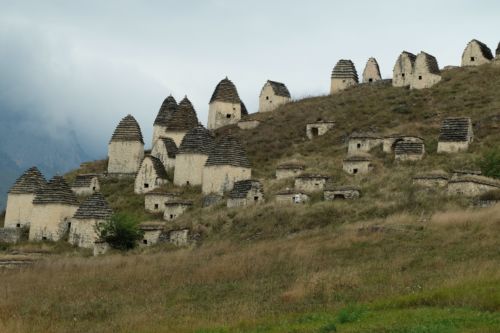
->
[205,135,250,168]
[33,176,78,205]
[73,192,113,220]
[9,167,46,194]
[165,96,199,131]
[178,125,215,155]
[154,95,178,126]
[110,115,144,144]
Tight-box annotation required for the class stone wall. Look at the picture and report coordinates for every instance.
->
[145,194,178,213]
[163,204,190,221]
[238,120,260,130]
[294,177,328,192]
[362,58,382,83]
[202,165,252,195]
[140,229,162,246]
[0,228,26,243]
[448,181,499,197]
[93,241,110,256]
[410,54,442,90]
[227,188,264,208]
[151,140,176,170]
[413,178,448,188]
[72,178,100,196]
[343,160,372,175]
[68,218,101,249]
[169,229,189,246]
[306,122,334,140]
[437,141,470,153]
[208,101,242,130]
[324,189,360,200]
[29,204,78,241]
[347,138,382,155]
[108,141,144,175]
[4,193,36,228]
[330,78,357,94]
[174,153,208,186]
[276,193,310,204]
[393,53,415,87]
[134,159,168,194]
[276,168,303,180]
[259,83,290,112]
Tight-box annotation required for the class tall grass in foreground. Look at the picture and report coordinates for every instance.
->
[0,205,498,332]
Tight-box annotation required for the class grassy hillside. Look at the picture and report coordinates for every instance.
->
[0,64,499,332]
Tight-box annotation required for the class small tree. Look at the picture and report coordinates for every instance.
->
[479,148,500,179]
[97,213,143,250]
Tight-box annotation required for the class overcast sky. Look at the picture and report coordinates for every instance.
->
[0,0,498,156]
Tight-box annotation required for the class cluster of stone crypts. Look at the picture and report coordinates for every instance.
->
[413,170,500,197]
[393,51,441,89]
[138,221,189,247]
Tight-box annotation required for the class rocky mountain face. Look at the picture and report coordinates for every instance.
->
[0,112,89,211]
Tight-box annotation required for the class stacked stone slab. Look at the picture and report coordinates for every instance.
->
[394,141,425,161]
[461,39,493,67]
[437,117,473,153]
[174,125,215,186]
[227,180,264,208]
[202,135,251,195]
[152,95,178,146]
[208,77,248,130]
[134,155,168,194]
[259,80,291,113]
[71,174,100,196]
[69,192,113,249]
[362,58,382,83]
[348,132,382,155]
[330,59,358,94]
[29,176,79,241]
[107,115,144,175]
[410,52,441,90]
[383,135,423,153]
[151,137,178,170]
[393,51,416,87]
[4,167,46,229]
[163,97,199,146]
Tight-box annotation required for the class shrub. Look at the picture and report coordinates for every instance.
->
[479,148,500,179]
[97,213,143,250]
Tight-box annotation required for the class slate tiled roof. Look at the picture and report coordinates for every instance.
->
[165,200,193,207]
[8,167,46,194]
[394,51,416,72]
[72,174,98,188]
[110,115,144,144]
[160,137,178,158]
[325,185,361,192]
[144,188,180,197]
[178,125,215,155]
[416,52,440,74]
[139,221,165,231]
[73,192,113,220]
[154,95,178,126]
[468,39,494,60]
[210,77,241,104]
[165,97,199,131]
[438,117,472,142]
[394,141,425,155]
[205,135,251,168]
[240,102,248,116]
[142,156,168,179]
[33,176,78,205]
[331,59,359,82]
[267,80,291,98]
[228,180,262,199]
[276,188,306,195]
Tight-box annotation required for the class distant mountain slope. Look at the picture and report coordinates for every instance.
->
[0,112,89,210]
